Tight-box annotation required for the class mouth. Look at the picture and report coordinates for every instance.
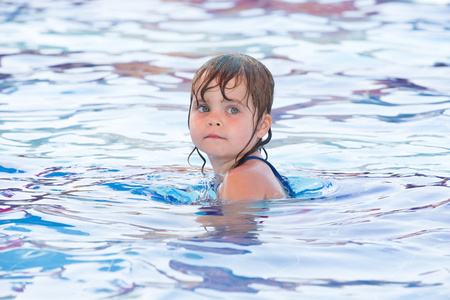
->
[205,134,225,140]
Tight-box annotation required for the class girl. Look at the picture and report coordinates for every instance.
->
[188,53,294,201]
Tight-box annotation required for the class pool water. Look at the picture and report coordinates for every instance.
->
[1,0,449,298]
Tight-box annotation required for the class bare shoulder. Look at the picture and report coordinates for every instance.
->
[218,159,286,201]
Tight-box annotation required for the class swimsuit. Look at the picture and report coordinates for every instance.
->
[246,156,295,197]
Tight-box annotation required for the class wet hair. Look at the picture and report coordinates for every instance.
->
[188,53,274,172]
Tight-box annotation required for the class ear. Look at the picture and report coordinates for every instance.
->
[256,113,272,139]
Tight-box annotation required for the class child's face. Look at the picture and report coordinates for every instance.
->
[189,77,265,163]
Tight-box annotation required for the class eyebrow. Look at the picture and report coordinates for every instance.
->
[197,97,244,105]
[194,94,248,108]
[221,98,247,106]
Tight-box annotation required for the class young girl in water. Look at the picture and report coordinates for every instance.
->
[188,53,294,201]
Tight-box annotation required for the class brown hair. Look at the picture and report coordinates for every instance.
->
[188,53,274,172]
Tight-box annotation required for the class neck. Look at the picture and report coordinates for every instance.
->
[208,151,262,175]
[208,156,237,175]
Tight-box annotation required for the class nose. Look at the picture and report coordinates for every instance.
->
[208,120,221,126]
[207,112,222,127]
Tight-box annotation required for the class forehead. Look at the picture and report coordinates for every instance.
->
[196,76,247,96]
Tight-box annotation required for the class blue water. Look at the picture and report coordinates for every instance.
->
[1,0,450,299]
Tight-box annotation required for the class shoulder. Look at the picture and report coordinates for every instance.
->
[218,159,285,201]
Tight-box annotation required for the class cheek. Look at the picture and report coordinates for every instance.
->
[189,117,202,140]
[188,113,198,130]
[235,121,255,143]
[189,121,198,136]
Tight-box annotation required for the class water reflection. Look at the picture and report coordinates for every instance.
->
[168,260,298,293]
[167,199,295,293]
[193,201,264,246]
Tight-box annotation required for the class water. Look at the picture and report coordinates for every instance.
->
[1,0,449,298]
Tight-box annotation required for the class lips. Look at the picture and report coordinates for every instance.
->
[205,134,225,139]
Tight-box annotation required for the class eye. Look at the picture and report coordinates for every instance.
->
[198,105,210,112]
[227,107,239,114]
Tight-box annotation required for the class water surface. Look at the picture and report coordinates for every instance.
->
[1,0,449,299]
